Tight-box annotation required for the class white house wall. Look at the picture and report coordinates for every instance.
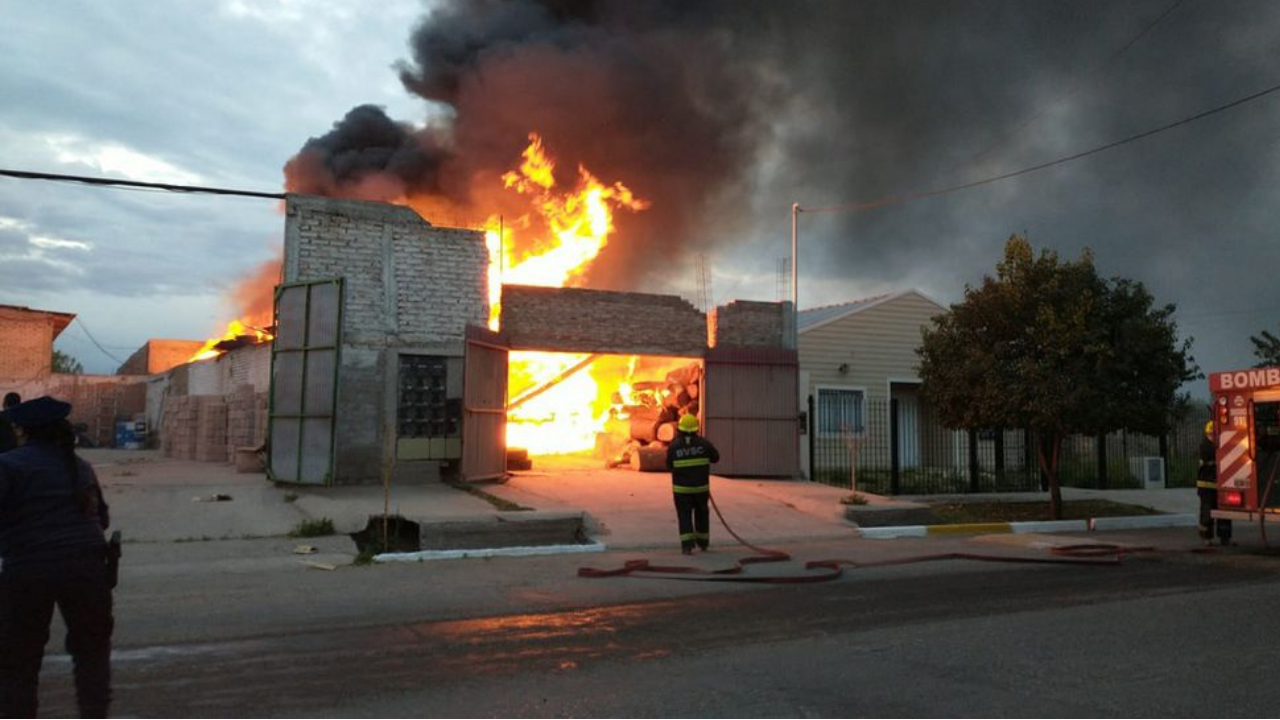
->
[799,291,945,405]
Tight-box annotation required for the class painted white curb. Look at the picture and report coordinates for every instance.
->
[1089,514,1197,531]
[374,541,607,562]
[1009,520,1090,534]
[859,515,1191,539]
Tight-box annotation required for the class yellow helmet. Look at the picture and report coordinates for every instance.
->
[678,414,699,433]
[1204,420,1214,437]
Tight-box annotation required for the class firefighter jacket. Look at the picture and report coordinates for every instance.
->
[666,433,720,494]
[1197,436,1218,490]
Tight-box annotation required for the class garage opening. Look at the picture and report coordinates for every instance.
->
[507,350,703,472]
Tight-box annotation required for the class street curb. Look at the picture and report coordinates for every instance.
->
[373,541,607,563]
[1089,514,1197,531]
[859,515,1192,539]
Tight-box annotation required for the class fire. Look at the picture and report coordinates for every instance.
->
[189,320,274,362]
[189,256,281,363]
[486,134,659,456]
[485,134,648,330]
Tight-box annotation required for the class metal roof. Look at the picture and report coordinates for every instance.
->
[797,290,945,334]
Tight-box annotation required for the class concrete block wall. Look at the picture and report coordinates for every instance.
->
[284,194,488,346]
[710,300,795,349]
[501,285,707,357]
[282,194,489,484]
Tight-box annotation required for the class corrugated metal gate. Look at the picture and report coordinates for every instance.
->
[267,279,342,485]
[703,347,799,477]
[462,325,508,481]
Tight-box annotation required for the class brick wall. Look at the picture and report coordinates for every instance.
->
[500,285,707,356]
[117,340,205,375]
[0,315,54,380]
[710,300,794,349]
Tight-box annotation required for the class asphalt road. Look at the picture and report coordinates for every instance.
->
[36,537,1280,718]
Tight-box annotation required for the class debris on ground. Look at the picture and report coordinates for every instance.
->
[191,494,234,502]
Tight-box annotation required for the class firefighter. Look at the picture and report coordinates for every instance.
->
[666,413,720,554]
[0,396,113,718]
[1198,420,1233,547]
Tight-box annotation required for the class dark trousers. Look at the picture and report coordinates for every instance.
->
[673,492,710,551]
[0,551,113,719]
[1198,488,1233,543]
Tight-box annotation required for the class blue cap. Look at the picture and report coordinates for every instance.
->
[7,396,72,427]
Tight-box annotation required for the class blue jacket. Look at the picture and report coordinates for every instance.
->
[0,441,109,569]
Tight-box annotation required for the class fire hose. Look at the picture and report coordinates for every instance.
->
[577,494,1157,584]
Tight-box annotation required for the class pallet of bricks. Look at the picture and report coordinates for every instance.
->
[194,396,228,463]
[161,395,197,459]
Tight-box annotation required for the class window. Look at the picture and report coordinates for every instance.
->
[816,387,865,437]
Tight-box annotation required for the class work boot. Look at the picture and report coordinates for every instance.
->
[681,547,693,556]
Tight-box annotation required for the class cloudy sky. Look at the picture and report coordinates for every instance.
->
[2,0,1278,396]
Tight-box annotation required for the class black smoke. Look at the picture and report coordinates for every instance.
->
[284,0,1280,383]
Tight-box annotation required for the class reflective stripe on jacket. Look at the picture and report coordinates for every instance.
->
[666,433,719,493]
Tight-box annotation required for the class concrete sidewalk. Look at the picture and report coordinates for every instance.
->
[86,449,1203,553]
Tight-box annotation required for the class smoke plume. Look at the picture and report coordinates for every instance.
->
[284,0,778,290]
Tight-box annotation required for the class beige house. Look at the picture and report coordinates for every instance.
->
[797,290,949,481]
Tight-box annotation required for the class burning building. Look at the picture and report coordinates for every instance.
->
[260,192,798,485]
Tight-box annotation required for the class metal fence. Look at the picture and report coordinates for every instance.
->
[808,396,1208,495]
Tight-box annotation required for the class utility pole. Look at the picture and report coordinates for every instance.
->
[696,253,713,313]
[791,202,801,348]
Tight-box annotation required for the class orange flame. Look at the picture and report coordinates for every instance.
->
[486,134,665,456]
[189,256,281,363]
[485,133,648,331]
[189,320,274,362]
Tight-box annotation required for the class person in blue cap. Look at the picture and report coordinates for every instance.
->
[0,396,113,718]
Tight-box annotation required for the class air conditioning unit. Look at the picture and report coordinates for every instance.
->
[1128,456,1166,489]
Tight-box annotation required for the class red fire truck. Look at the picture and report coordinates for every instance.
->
[1208,366,1280,523]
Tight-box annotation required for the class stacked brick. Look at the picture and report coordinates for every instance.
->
[161,396,198,459]
[225,384,269,457]
[161,395,229,461]
[194,397,228,463]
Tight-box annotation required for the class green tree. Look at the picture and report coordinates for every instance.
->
[1250,328,1280,367]
[918,235,1198,519]
[52,349,84,374]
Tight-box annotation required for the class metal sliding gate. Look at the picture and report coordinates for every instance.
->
[461,324,508,481]
[267,279,342,485]
[702,346,800,477]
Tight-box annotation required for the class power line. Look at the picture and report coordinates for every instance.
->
[954,0,1187,171]
[0,169,284,200]
[72,317,126,366]
[801,79,1280,215]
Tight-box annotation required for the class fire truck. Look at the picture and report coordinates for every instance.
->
[1208,366,1280,523]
